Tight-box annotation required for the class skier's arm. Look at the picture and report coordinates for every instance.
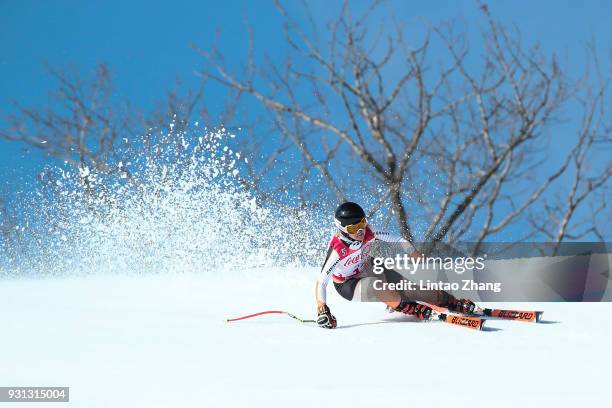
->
[315,247,341,309]
[315,279,327,309]
[374,231,422,258]
[315,247,340,329]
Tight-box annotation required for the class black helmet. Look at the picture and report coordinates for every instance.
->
[334,202,366,228]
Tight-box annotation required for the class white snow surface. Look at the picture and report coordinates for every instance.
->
[2,269,610,408]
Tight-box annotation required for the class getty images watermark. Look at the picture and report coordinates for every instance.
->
[371,254,503,293]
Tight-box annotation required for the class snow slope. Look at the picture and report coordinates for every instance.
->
[2,270,610,408]
[2,129,609,407]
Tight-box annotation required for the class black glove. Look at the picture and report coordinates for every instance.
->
[449,298,476,315]
[317,305,337,329]
[395,301,432,320]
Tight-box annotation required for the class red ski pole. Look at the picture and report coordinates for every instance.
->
[226,310,316,324]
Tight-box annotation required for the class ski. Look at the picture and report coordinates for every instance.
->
[387,304,487,330]
[433,311,486,330]
[475,307,543,323]
[418,303,544,323]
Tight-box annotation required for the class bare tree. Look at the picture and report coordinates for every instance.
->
[1,64,135,175]
[526,49,612,253]
[0,62,303,220]
[198,0,611,245]
[1,1,609,250]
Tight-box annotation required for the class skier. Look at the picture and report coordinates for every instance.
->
[315,202,476,329]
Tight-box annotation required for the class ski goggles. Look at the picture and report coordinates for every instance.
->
[336,217,368,234]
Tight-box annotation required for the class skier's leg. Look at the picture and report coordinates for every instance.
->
[333,278,362,301]
[381,267,476,314]
[357,273,431,319]
[334,275,402,308]
[356,276,402,308]
[378,267,475,314]
[333,271,436,320]
[344,275,434,320]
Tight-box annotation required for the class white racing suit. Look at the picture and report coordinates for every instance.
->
[315,225,455,306]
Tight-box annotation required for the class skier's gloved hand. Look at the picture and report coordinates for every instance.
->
[395,301,432,320]
[317,305,337,329]
[449,298,476,315]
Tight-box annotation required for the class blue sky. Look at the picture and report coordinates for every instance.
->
[1,0,610,194]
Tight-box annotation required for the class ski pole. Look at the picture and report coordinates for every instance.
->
[226,310,316,324]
